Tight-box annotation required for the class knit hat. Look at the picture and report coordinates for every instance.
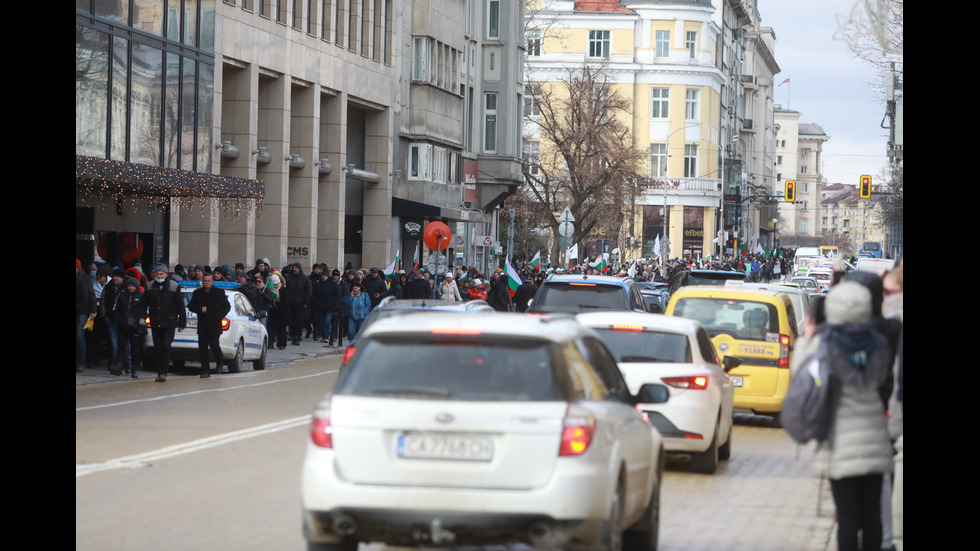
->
[825,282,872,325]
[154,263,170,274]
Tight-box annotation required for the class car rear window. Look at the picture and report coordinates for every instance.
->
[672,297,780,341]
[534,282,628,311]
[338,336,565,401]
[591,328,691,364]
[687,272,745,286]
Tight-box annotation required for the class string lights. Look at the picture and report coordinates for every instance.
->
[75,155,264,218]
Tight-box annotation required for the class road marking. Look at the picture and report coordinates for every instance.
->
[75,371,337,412]
[75,415,312,478]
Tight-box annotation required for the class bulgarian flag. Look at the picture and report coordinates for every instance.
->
[530,251,541,271]
[383,249,399,285]
[505,257,522,299]
[590,254,607,271]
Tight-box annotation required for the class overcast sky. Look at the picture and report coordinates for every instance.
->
[757,0,895,187]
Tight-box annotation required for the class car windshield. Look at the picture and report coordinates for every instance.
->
[339,336,564,401]
[534,283,627,311]
[591,328,691,363]
[672,297,779,341]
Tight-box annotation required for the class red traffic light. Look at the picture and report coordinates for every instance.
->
[784,180,796,202]
[859,175,872,198]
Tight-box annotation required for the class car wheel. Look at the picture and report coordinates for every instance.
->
[718,421,732,461]
[598,477,625,551]
[226,340,244,373]
[624,452,662,551]
[691,430,719,474]
[307,539,357,551]
[253,339,268,371]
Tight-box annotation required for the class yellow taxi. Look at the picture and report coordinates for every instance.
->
[665,281,799,426]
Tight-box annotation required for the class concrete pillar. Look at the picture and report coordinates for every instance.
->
[361,107,393,268]
[254,72,290,269]
[287,82,317,268]
[318,91,346,270]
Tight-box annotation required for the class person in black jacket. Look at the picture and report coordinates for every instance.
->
[139,263,186,382]
[284,263,312,345]
[311,269,343,343]
[187,274,231,378]
[112,277,144,378]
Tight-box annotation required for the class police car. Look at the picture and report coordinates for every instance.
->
[144,281,268,373]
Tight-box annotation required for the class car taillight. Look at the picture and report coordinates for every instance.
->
[778,334,790,369]
[662,376,708,390]
[221,317,231,331]
[310,399,333,448]
[342,346,357,364]
[559,404,596,456]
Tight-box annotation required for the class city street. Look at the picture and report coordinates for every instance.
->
[76,346,837,551]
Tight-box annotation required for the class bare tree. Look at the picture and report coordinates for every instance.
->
[520,63,647,264]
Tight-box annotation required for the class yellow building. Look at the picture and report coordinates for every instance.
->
[526,0,726,261]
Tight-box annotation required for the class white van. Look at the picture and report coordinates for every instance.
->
[854,257,895,274]
[793,247,822,276]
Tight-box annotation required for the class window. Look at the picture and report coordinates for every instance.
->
[487,0,499,40]
[801,220,808,232]
[656,30,670,57]
[412,37,428,81]
[801,149,808,158]
[527,29,542,57]
[449,151,459,184]
[650,143,667,178]
[523,84,541,117]
[685,89,699,120]
[684,144,698,177]
[650,88,669,119]
[523,140,540,175]
[588,30,610,59]
[484,92,497,152]
[801,182,808,193]
[408,143,432,180]
[777,155,782,165]
[686,31,697,58]
[433,147,447,183]
[801,165,808,173]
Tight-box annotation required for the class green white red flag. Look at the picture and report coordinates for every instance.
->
[505,257,522,298]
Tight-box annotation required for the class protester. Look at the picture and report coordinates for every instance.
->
[139,263,186,383]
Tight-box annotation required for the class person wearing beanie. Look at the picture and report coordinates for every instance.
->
[112,277,144,378]
[139,262,185,382]
[794,281,893,551]
[99,268,129,375]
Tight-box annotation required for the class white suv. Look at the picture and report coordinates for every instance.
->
[301,312,667,551]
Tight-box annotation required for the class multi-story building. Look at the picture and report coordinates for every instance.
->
[75,0,523,274]
[526,0,726,262]
[774,106,829,239]
[713,0,779,254]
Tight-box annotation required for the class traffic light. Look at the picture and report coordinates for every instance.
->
[859,175,872,198]
[784,180,796,202]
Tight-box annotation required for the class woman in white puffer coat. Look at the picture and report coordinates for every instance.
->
[792,282,893,551]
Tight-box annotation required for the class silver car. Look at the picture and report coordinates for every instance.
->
[302,313,667,551]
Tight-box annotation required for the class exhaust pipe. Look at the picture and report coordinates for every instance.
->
[528,522,553,543]
[332,515,357,536]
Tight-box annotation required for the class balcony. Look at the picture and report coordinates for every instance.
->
[641,177,721,193]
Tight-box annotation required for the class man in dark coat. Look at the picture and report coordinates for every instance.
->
[139,263,186,382]
[362,268,389,309]
[514,276,538,313]
[284,263,312,345]
[187,273,231,378]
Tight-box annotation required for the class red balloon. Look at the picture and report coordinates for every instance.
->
[423,222,452,250]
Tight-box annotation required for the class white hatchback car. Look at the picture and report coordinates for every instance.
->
[144,281,268,373]
[302,312,667,551]
[577,312,737,474]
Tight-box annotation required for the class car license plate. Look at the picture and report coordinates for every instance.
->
[730,376,743,387]
[397,433,493,461]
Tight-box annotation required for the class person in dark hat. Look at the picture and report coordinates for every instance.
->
[139,262,186,382]
[363,267,388,309]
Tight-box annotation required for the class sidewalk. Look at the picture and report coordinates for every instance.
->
[76,335,341,385]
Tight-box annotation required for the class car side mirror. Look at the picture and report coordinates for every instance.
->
[723,356,742,373]
[635,383,669,404]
